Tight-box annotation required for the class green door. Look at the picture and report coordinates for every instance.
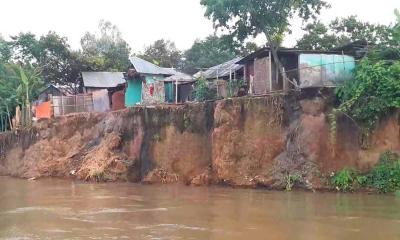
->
[125,79,142,106]
[165,82,174,103]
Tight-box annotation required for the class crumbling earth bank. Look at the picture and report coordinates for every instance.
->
[0,93,399,190]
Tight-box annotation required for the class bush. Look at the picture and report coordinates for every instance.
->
[227,79,245,97]
[331,16,400,141]
[332,152,400,193]
[335,59,400,131]
[285,173,300,191]
[194,77,217,101]
[331,168,363,192]
[366,152,400,193]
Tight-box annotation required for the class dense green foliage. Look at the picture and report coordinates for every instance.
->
[331,168,365,192]
[182,35,260,74]
[366,152,400,193]
[1,20,131,90]
[201,0,328,43]
[0,63,44,129]
[183,35,237,74]
[336,59,400,130]
[80,20,131,72]
[201,0,328,81]
[137,36,259,74]
[332,11,400,134]
[332,152,400,193]
[193,77,217,101]
[296,16,391,50]
[138,39,182,68]
[0,20,131,130]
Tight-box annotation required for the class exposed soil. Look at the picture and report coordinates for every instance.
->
[0,92,399,190]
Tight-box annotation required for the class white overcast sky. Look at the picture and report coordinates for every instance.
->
[0,0,399,52]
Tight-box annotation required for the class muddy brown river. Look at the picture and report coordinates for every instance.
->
[1,177,400,240]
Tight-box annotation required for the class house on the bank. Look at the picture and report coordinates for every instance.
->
[125,57,195,106]
[36,84,74,103]
[82,72,126,111]
[237,48,356,95]
[34,84,75,119]
[194,57,245,98]
[163,73,196,103]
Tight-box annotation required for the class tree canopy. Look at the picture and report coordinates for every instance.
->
[296,16,392,50]
[0,20,133,130]
[200,0,329,80]
[138,39,182,68]
[331,11,400,136]
[80,20,131,71]
[0,35,12,62]
[182,35,237,74]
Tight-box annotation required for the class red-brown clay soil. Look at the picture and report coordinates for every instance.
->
[0,93,398,190]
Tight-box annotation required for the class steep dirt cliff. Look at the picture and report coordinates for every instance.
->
[0,92,399,190]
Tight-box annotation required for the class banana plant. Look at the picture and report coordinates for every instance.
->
[0,79,17,131]
[0,97,14,130]
[15,66,43,128]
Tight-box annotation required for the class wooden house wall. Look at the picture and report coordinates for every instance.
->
[254,57,271,95]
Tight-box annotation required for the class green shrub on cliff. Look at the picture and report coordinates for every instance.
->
[335,59,400,131]
[330,11,400,141]
[332,152,400,193]
[194,77,217,101]
[331,168,364,192]
[285,174,301,191]
[366,152,400,193]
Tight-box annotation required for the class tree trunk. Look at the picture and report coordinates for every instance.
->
[1,114,4,132]
[5,104,12,131]
[25,88,32,128]
[265,33,289,92]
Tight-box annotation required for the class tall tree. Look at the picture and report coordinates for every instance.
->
[240,42,260,56]
[16,66,44,126]
[0,35,12,62]
[201,0,329,83]
[139,39,182,68]
[183,35,237,74]
[9,32,81,91]
[297,16,392,50]
[80,20,131,71]
[10,32,41,64]
[39,32,80,89]
[0,63,19,129]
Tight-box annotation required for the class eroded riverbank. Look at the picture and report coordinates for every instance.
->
[0,93,399,190]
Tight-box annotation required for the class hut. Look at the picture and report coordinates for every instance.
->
[82,72,126,111]
[237,48,356,95]
[125,57,177,106]
[163,73,196,103]
[194,57,245,98]
[36,84,74,103]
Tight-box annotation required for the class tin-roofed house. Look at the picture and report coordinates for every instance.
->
[194,57,245,98]
[33,84,75,119]
[36,84,74,103]
[82,72,126,112]
[237,47,356,95]
[125,57,175,106]
[163,73,196,103]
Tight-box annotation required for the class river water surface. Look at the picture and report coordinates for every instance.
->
[1,177,400,240]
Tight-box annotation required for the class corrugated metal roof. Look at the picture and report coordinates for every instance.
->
[82,72,125,88]
[237,47,342,64]
[161,67,181,75]
[163,72,195,83]
[129,56,174,75]
[195,57,244,79]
